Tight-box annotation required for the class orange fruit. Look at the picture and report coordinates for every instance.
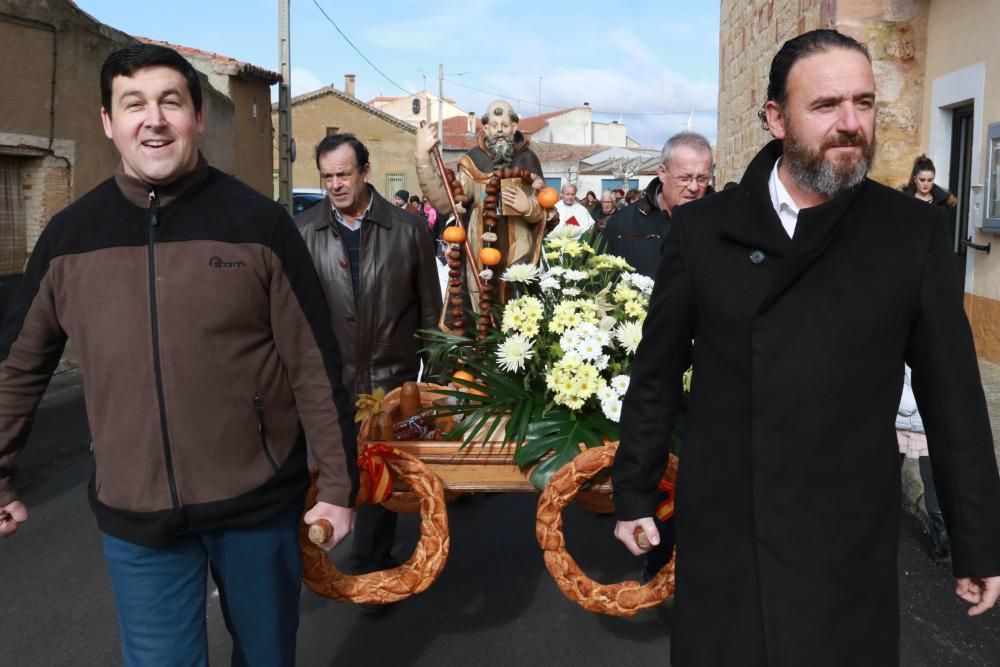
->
[479,247,502,266]
[452,370,475,384]
[442,225,466,244]
[537,187,559,209]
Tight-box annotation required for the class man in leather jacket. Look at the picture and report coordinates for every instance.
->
[296,134,442,611]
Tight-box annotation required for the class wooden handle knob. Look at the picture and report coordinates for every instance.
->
[634,525,652,550]
[308,519,334,545]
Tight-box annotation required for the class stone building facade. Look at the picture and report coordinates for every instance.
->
[273,78,419,201]
[717,0,927,188]
[0,0,278,313]
[717,0,1000,363]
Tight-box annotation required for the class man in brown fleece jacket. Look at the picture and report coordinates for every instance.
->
[0,43,357,666]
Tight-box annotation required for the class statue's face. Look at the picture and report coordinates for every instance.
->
[485,106,516,140]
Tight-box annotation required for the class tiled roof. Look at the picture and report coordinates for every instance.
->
[530,142,610,163]
[428,115,483,150]
[137,37,280,84]
[580,155,662,175]
[516,108,575,134]
[279,86,417,134]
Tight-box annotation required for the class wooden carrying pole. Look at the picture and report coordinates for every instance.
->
[420,122,490,323]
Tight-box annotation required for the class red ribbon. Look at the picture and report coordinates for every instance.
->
[655,480,675,522]
[357,443,400,504]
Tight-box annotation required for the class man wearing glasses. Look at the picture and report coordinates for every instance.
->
[600,132,713,278]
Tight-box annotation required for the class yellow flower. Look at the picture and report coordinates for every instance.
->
[624,300,646,318]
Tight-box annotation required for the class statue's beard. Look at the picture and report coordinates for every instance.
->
[485,134,514,167]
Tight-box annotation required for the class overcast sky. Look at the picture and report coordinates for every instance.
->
[74,0,720,147]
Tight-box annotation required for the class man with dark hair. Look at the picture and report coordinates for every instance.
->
[296,133,441,614]
[613,28,1000,665]
[0,43,358,665]
[600,131,714,278]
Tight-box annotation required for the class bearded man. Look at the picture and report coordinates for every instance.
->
[612,29,1000,666]
[415,99,547,316]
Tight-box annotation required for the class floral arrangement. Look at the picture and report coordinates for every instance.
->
[423,232,657,489]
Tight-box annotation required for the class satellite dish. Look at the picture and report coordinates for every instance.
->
[412,98,422,115]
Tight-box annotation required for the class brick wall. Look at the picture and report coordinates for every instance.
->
[717,0,929,188]
[20,157,70,257]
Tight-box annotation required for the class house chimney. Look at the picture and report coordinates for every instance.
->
[467,111,475,134]
[344,74,356,98]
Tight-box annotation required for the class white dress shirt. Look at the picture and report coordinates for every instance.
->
[768,158,800,239]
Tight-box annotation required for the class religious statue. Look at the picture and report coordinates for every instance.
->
[416,99,551,334]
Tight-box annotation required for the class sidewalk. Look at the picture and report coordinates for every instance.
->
[901,359,1000,514]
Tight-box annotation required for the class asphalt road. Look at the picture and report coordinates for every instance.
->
[1,371,999,666]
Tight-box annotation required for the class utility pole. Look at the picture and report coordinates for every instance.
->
[277,0,292,212]
[438,64,444,146]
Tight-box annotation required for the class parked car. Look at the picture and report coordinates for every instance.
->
[291,188,325,216]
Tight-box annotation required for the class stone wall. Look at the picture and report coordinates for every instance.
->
[717,0,832,185]
[275,93,419,202]
[837,0,930,188]
[717,0,929,189]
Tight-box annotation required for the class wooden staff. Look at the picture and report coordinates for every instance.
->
[419,121,490,317]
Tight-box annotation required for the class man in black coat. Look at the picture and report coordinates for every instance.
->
[612,29,1000,666]
[600,132,713,278]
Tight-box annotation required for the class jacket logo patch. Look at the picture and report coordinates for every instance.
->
[208,256,247,269]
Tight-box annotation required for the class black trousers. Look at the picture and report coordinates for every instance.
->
[350,503,400,573]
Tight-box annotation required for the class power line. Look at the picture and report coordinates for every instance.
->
[310,0,416,97]
[444,77,716,117]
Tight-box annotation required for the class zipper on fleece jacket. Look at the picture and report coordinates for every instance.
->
[253,393,279,472]
[147,189,182,518]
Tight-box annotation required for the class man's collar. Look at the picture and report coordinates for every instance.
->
[317,185,393,233]
[768,157,800,217]
[332,186,374,229]
[113,153,210,208]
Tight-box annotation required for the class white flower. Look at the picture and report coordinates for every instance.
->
[496,333,535,373]
[563,269,589,282]
[562,287,581,297]
[622,272,655,295]
[594,354,610,371]
[545,266,566,276]
[601,396,623,422]
[611,374,630,396]
[559,323,610,361]
[500,263,540,284]
[549,225,578,239]
[613,320,644,355]
[479,269,494,281]
[597,383,617,403]
[539,276,560,291]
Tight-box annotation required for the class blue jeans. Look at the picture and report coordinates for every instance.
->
[101,498,303,667]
